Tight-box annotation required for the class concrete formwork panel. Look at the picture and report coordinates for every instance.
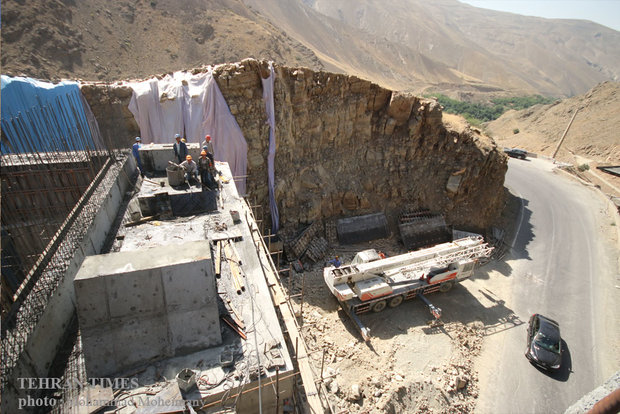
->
[139,143,202,173]
[137,183,217,217]
[74,240,221,377]
[336,212,389,244]
[399,215,451,250]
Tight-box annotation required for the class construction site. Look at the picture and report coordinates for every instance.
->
[1,59,514,413]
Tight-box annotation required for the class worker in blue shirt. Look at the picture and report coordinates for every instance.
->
[328,256,342,268]
[132,137,144,176]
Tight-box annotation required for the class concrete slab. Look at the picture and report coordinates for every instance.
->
[107,270,164,318]
[74,275,109,329]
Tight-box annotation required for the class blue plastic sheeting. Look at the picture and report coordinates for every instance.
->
[1,75,96,154]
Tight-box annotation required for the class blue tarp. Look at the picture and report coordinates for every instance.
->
[1,75,96,154]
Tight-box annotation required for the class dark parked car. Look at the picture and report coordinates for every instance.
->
[504,148,528,159]
[525,314,562,370]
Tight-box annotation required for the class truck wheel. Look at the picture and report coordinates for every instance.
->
[388,295,404,308]
[439,281,455,293]
[372,300,387,313]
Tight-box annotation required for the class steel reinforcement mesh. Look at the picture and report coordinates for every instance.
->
[1,153,130,389]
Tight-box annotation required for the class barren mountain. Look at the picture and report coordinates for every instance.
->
[484,81,620,196]
[0,0,323,81]
[248,0,620,98]
[2,0,619,100]
[486,81,620,164]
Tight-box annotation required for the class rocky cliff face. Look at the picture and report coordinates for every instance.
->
[81,59,507,234]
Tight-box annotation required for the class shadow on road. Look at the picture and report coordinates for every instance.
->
[475,190,534,280]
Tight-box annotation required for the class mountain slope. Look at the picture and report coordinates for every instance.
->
[485,81,620,164]
[0,0,323,81]
[1,0,619,99]
[255,0,620,97]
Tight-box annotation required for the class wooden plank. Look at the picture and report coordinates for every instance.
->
[220,315,247,340]
[229,241,243,265]
[223,241,245,294]
[214,240,222,278]
[226,298,245,329]
[248,223,324,413]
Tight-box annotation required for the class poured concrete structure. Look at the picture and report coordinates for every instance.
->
[138,142,202,172]
[136,176,217,217]
[74,240,221,377]
[65,161,297,413]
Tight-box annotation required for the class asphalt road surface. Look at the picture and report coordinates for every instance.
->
[472,157,619,413]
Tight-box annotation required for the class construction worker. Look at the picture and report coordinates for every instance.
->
[328,256,342,268]
[201,134,215,165]
[132,137,144,176]
[198,150,217,190]
[173,133,187,164]
[180,155,198,184]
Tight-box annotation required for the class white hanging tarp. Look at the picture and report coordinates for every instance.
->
[127,70,248,194]
[202,71,248,195]
[261,62,279,233]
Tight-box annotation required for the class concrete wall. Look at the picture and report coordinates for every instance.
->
[139,143,202,172]
[2,156,136,412]
[74,240,221,377]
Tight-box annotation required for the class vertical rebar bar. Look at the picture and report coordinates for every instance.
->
[320,347,326,382]
[275,367,280,414]
[300,273,305,323]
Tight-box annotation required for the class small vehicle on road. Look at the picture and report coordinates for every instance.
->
[525,314,562,370]
[504,148,528,159]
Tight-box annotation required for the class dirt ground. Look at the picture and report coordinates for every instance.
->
[280,193,519,413]
[277,187,522,413]
[283,240,489,413]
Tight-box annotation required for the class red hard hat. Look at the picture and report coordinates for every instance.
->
[206,135,211,141]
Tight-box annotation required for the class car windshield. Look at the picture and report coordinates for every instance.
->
[534,332,560,354]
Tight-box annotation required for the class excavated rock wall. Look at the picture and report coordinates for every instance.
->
[82,59,507,233]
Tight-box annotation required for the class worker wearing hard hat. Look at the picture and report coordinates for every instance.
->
[201,134,215,165]
[132,137,144,176]
[173,133,188,163]
[180,154,198,184]
[202,134,214,155]
[198,150,217,190]
[328,256,342,268]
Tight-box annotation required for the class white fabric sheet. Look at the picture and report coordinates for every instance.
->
[261,62,279,233]
[127,70,248,194]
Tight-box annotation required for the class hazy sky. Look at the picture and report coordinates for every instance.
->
[459,0,620,31]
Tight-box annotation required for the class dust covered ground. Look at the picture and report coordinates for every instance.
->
[282,236,506,413]
[277,190,522,413]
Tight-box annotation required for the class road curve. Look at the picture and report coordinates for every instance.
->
[473,157,619,414]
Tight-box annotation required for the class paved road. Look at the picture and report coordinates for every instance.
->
[473,157,619,413]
